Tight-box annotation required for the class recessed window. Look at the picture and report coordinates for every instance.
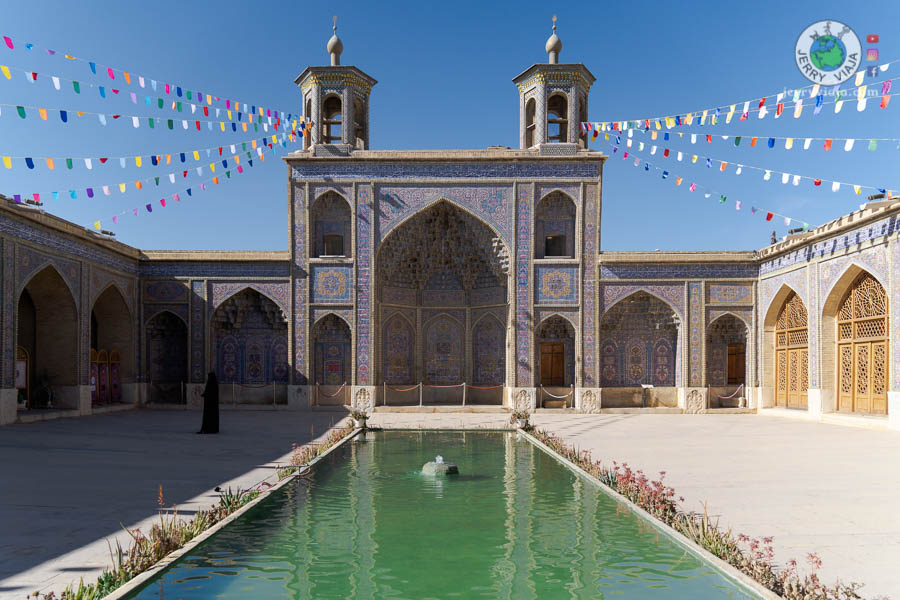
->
[323,234,344,257]
[544,235,566,257]
[548,94,568,143]
[323,96,342,144]
[353,98,366,149]
[525,98,536,147]
[304,98,312,149]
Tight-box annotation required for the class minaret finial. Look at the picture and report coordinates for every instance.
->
[327,15,343,66]
[546,15,562,64]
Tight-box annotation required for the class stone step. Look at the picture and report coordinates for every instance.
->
[373,405,508,414]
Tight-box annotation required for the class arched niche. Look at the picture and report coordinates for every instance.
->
[210,288,289,386]
[146,311,188,404]
[311,192,352,258]
[535,315,576,389]
[17,266,78,408]
[91,285,133,403]
[311,314,352,386]
[535,192,576,259]
[705,314,748,407]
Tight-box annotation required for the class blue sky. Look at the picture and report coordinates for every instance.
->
[0,0,898,251]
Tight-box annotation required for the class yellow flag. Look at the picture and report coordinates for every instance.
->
[854,71,864,86]
[854,185,862,195]
[45,158,55,170]
[227,110,232,120]
[251,139,257,149]
[39,108,48,121]
[2,156,11,169]
[166,154,171,164]
[726,104,736,123]
[193,150,200,161]
[242,122,247,132]
[93,221,101,230]
[206,94,212,105]
[271,135,277,143]
[0,65,10,79]
[692,155,698,163]
[119,183,126,193]
[811,84,820,97]
[220,121,225,131]
[651,130,658,140]
[135,156,142,167]
[835,100,844,113]
[259,107,264,116]
[701,109,708,124]
[209,163,215,172]
[234,155,240,164]
[785,138,794,149]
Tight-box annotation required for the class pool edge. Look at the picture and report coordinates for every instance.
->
[518,429,782,600]
[105,426,363,600]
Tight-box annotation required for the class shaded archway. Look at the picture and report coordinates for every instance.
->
[146,311,188,404]
[91,285,133,404]
[823,268,889,415]
[16,266,78,409]
[705,314,748,408]
[312,314,351,406]
[210,289,289,404]
[375,200,511,404]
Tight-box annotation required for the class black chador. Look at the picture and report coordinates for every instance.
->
[198,372,219,434]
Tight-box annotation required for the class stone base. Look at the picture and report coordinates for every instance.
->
[506,387,536,411]
[807,388,835,418]
[121,382,143,406]
[744,386,761,409]
[351,386,376,412]
[185,383,204,409]
[679,387,708,414]
[889,392,900,431]
[0,388,17,425]
[575,388,601,413]
[422,461,459,476]
[287,385,310,411]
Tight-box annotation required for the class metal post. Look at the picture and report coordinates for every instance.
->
[462,382,466,407]
[383,382,387,407]
[419,382,423,407]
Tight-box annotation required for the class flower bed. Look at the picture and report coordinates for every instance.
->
[526,427,871,600]
[34,422,356,600]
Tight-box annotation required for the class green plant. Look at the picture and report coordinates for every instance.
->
[349,409,368,420]
[509,409,530,422]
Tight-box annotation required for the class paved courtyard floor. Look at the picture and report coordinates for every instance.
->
[1,410,897,598]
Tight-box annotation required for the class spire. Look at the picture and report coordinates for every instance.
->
[545,15,562,64]
[327,15,343,66]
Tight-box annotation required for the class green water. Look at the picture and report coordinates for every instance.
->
[128,431,754,599]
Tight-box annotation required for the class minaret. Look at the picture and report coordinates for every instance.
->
[512,16,595,150]
[295,17,377,150]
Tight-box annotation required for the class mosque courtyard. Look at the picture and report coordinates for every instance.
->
[0,409,897,599]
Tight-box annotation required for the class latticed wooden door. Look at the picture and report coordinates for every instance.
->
[837,274,888,414]
[774,292,808,409]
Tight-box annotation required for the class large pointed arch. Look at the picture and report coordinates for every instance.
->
[91,284,134,403]
[381,312,414,385]
[603,287,684,321]
[16,265,79,408]
[822,265,889,414]
[377,196,512,250]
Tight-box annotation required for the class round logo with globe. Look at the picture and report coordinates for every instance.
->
[795,20,861,84]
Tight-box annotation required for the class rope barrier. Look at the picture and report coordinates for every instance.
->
[424,383,465,388]
[540,385,574,399]
[386,385,418,393]
[317,383,347,398]
[715,384,745,400]
[233,382,273,388]
[467,384,504,390]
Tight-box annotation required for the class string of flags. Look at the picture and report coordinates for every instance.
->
[583,70,897,132]
[601,137,810,230]
[601,128,889,195]
[7,132,294,202]
[1,33,295,121]
[0,61,298,126]
[1,128,310,171]
[607,125,900,151]
[71,134,297,231]
[0,101,304,135]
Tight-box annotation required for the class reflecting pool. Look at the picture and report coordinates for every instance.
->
[128,431,754,599]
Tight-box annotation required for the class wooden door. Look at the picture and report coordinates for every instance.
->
[774,292,808,409]
[727,344,745,385]
[540,343,564,386]
[836,274,889,414]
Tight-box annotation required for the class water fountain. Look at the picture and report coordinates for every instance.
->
[421,454,458,476]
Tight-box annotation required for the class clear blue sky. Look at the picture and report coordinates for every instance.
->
[1,0,898,251]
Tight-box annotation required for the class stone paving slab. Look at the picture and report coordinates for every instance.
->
[0,409,347,599]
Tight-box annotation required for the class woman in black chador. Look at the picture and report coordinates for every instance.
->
[197,372,219,434]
